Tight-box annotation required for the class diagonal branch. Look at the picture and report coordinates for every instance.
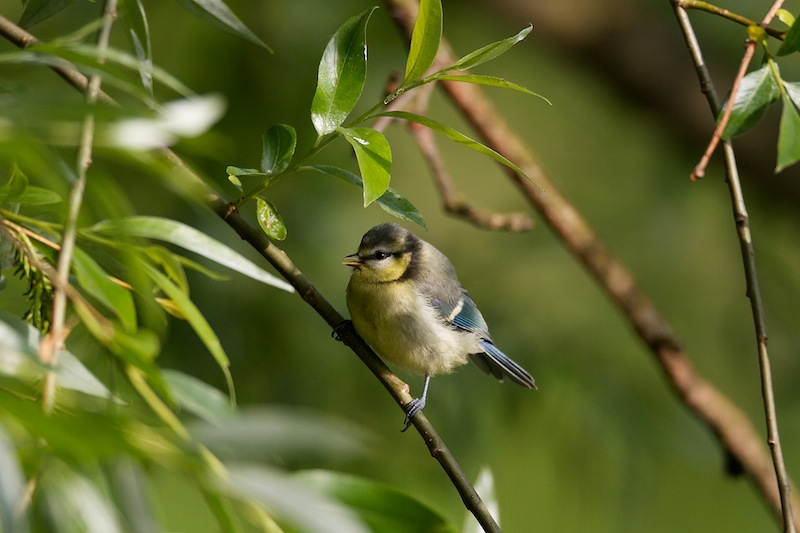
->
[384,0,799,528]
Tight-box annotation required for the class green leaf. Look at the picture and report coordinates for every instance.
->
[720,65,780,139]
[256,198,287,241]
[72,247,137,332]
[306,165,425,227]
[429,74,550,102]
[447,24,532,72]
[144,263,236,403]
[172,0,271,51]
[162,369,234,422]
[0,426,28,533]
[0,311,118,400]
[339,127,392,206]
[119,0,154,94]
[88,216,294,292]
[777,92,800,172]
[297,470,458,533]
[377,110,529,179]
[776,9,795,28]
[311,8,377,137]
[778,15,800,55]
[226,166,265,177]
[0,165,61,206]
[261,124,297,176]
[19,0,77,28]
[403,0,443,84]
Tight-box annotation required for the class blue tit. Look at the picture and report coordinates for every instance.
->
[343,223,535,430]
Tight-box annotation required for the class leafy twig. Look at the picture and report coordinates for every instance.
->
[690,0,784,180]
[384,0,800,528]
[673,4,797,531]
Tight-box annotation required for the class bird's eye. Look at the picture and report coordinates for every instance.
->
[373,251,392,260]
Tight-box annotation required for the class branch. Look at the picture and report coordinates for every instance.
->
[383,0,799,528]
[0,14,502,533]
[673,4,796,531]
[675,0,786,40]
[39,0,118,414]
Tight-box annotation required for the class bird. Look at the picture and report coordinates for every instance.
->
[343,222,535,430]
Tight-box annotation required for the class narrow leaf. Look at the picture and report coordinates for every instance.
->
[447,25,532,72]
[144,263,236,403]
[429,74,550,102]
[311,8,377,137]
[19,0,76,28]
[777,92,800,172]
[339,127,392,206]
[306,165,425,227]
[377,110,530,179]
[172,0,271,51]
[226,166,264,177]
[261,124,297,176]
[88,216,294,292]
[720,65,780,139]
[256,198,287,241]
[0,426,28,533]
[162,369,234,422]
[403,0,443,84]
[297,470,457,533]
[778,15,800,55]
[119,0,154,94]
[72,247,137,331]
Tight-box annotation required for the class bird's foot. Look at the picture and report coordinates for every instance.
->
[332,320,352,342]
[401,396,426,432]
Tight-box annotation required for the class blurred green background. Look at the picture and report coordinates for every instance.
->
[2,0,799,531]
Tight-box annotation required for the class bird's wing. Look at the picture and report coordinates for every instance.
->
[430,288,491,339]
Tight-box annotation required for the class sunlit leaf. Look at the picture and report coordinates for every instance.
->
[446,25,531,72]
[72,247,137,331]
[306,164,425,227]
[226,166,264,177]
[88,216,294,292]
[428,74,550,102]
[297,470,458,533]
[311,8,377,137]
[144,264,235,402]
[173,0,271,51]
[720,65,780,139]
[778,15,800,55]
[339,127,392,206]
[377,110,529,179]
[189,407,371,463]
[163,369,233,422]
[776,9,796,28]
[403,0,443,85]
[256,198,287,241]
[777,92,800,172]
[261,124,296,176]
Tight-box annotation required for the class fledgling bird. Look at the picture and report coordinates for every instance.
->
[343,223,535,430]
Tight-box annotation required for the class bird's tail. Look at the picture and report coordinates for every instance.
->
[471,341,537,389]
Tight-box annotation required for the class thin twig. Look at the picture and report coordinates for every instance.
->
[383,0,800,528]
[673,4,796,531]
[39,0,118,414]
[675,0,786,39]
[0,14,501,533]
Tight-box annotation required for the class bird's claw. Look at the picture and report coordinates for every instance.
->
[401,397,426,432]
[332,320,352,342]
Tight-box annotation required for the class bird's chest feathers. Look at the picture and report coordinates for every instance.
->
[346,279,473,375]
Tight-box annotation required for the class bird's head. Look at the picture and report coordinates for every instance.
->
[343,223,420,283]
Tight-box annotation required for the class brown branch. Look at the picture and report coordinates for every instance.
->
[674,4,796,532]
[382,0,799,528]
[675,0,786,40]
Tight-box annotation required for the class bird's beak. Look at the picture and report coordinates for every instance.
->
[342,253,364,268]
